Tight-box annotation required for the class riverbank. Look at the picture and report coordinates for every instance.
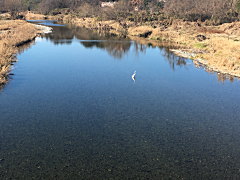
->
[61,15,240,78]
[8,11,240,78]
[0,20,52,86]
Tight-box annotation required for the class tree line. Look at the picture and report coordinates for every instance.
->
[164,0,240,22]
[0,0,240,23]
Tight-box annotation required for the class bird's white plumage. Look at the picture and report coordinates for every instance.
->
[132,71,136,82]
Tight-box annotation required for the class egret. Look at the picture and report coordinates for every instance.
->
[132,71,136,82]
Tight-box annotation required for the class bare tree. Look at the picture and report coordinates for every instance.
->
[164,0,239,22]
[0,0,4,12]
[38,0,69,14]
[3,0,23,17]
[237,0,240,12]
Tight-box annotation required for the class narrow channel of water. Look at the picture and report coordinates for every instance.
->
[0,21,240,179]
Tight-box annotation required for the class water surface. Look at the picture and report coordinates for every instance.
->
[0,22,240,179]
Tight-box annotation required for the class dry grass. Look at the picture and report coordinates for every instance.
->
[219,22,240,36]
[25,12,47,20]
[0,13,11,20]
[199,35,240,76]
[22,12,60,21]
[128,26,154,36]
[63,16,100,29]
[0,20,39,85]
[63,16,128,36]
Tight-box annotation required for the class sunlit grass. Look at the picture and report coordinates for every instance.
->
[194,43,207,49]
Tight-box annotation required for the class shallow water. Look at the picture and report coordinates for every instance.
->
[0,22,240,179]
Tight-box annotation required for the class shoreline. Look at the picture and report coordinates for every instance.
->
[0,20,52,86]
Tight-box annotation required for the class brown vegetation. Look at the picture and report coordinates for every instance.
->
[24,11,47,20]
[164,0,240,23]
[0,20,39,85]
[24,11,59,20]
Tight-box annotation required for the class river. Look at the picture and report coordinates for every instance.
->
[0,21,240,179]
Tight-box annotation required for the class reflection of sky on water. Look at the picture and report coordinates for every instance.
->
[27,20,65,26]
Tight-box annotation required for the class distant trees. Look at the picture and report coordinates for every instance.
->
[113,0,131,18]
[0,0,39,12]
[146,0,164,13]
[75,3,99,17]
[237,0,240,12]
[3,0,23,17]
[38,0,106,14]
[22,0,41,11]
[164,0,239,22]
[0,0,239,23]
[0,0,4,12]
[38,0,69,13]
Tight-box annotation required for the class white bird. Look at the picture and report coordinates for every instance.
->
[132,71,136,82]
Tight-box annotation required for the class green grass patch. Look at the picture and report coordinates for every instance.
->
[194,43,208,49]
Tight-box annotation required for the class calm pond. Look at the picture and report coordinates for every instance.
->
[0,21,240,179]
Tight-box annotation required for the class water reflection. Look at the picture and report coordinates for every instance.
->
[30,21,240,82]
[163,48,188,70]
[43,26,131,59]
[193,60,236,83]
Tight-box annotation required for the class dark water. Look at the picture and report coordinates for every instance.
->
[0,22,240,179]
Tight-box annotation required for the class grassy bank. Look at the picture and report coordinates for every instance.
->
[61,15,240,78]
[0,20,42,85]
